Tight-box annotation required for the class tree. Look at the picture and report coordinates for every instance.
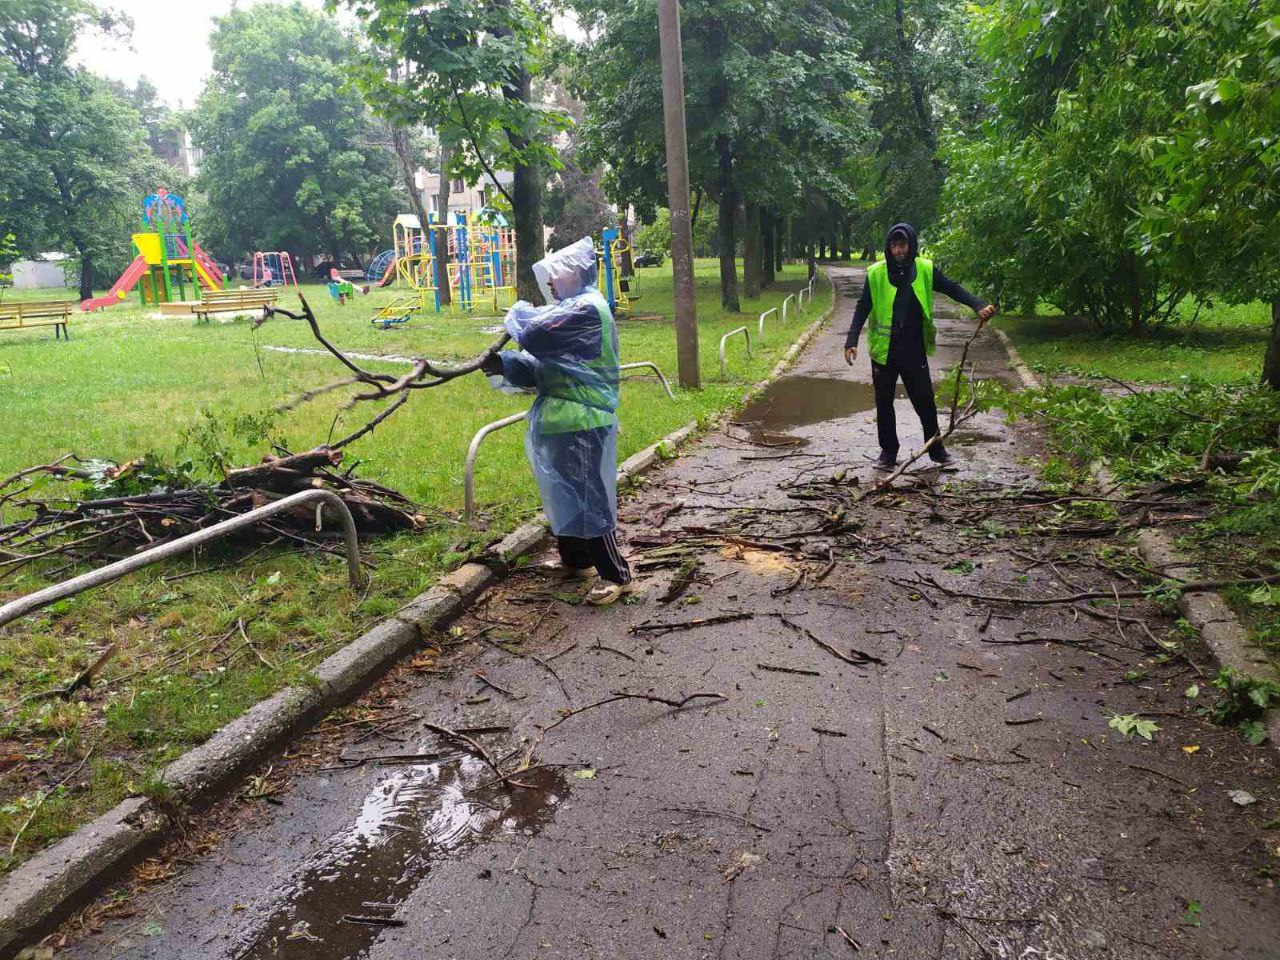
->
[573,0,873,310]
[1135,0,1280,388]
[934,0,1209,335]
[342,0,571,302]
[0,0,160,299]
[191,2,400,266]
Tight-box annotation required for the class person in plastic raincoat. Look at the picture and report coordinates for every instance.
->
[481,237,635,605]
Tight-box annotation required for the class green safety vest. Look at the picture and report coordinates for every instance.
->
[536,291,620,434]
[865,257,934,364]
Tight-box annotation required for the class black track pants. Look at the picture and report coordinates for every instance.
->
[872,354,940,459]
[557,532,632,585]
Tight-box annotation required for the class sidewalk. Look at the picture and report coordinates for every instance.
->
[59,265,1279,960]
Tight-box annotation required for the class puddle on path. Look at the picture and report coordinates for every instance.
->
[233,756,567,960]
[734,375,896,445]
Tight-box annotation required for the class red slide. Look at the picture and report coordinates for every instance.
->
[81,255,148,311]
[190,241,225,288]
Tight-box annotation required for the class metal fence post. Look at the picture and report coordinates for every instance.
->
[718,326,752,379]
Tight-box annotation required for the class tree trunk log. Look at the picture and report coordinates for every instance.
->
[1263,294,1280,390]
[742,201,761,299]
[761,208,775,288]
[716,136,739,311]
[436,142,453,305]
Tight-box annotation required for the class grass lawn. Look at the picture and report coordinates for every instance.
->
[994,299,1273,385]
[0,260,831,872]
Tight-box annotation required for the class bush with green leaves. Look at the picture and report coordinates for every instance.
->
[1206,669,1280,746]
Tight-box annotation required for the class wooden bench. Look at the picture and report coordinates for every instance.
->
[0,300,74,340]
[194,288,279,322]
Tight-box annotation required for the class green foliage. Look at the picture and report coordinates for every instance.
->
[0,231,16,295]
[1206,669,1280,745]
[935,0,1204,332]
[0,0,159,296]
[190,2,400,264]
[1108,713,1160,740]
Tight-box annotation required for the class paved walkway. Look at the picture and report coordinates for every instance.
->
[64,266,1279,960]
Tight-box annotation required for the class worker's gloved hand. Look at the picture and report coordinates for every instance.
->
[977,304,998,322]
[479,352,504,377]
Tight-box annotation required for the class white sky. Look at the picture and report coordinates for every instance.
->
[74,0,584,110]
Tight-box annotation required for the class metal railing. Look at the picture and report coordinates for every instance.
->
[757,307,778,340]
[464,359,677,521]
[0,490,365,631]
[619,360,676,400]
[464,411,528,523]
[781,293,795,326]
[718,326,752,379]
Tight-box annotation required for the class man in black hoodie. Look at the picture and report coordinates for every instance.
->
[843,223,997,470]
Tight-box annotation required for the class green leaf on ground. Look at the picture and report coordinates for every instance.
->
[1108,713,1160,740]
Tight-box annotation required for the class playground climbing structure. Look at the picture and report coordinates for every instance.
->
[81,189,224,311]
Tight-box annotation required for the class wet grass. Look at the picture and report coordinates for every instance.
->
[994,299,1272,385]
[0,259,833,872]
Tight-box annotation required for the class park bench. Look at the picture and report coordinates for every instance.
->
[194,288,279,322]
[0,299,74,340]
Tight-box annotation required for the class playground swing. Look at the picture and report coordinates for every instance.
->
[252,251,300,293]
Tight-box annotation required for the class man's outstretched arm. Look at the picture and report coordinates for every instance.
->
[934,267,997,321]
[843,280,873,363]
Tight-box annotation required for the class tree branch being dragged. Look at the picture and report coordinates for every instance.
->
[263,295,510,449]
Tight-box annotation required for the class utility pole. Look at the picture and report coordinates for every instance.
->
[657,0,700,389]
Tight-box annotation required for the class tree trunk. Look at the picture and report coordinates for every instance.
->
[861,244,876,261]
[761,208,775,288]
[77,248,93,302]
[1263,295,1280,390]
[776,217,786,273]
[497,50,545,303]
[435,143,452,305]
[742,201,761,300]
[715,135,739,312]
[805,233,816,283]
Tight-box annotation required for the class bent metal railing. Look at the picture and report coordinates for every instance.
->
[718,326,752,380]
[464,359,677,522]
[0,490,365,631]
[464,411,529,523]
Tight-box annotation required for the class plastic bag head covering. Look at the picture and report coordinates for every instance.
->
[532,236,598,303]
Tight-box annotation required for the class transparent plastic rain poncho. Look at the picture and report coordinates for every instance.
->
[488,237,622,538]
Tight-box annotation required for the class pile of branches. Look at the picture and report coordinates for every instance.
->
[0,447,424,581]
[2,295,511,582]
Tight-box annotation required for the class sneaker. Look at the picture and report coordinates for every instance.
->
[929,447,957,466]
[586,580,638,606]
[538,561,595,580]
[872,453,897,472]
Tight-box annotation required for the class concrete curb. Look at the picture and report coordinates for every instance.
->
[991,324,1280,754]
[0,278,838,957]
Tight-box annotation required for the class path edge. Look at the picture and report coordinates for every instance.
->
[990,325,1280,755]
[0,273,838,958]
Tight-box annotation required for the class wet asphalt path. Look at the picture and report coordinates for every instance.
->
[62,266,1280,960]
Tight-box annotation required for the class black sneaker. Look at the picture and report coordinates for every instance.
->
[872,452,897,472]
[929,446,957,466]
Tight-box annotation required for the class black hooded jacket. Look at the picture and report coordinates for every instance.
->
[844,223,987,360]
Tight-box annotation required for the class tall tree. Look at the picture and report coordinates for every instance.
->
[935,0,1202,334]
[191,2,400,266]
[572,0,872,310]
[0,0,159,299]
[1136,0,1280,388]
[342,0,570,303]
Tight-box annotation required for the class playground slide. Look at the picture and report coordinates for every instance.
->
[80,254,148,311]
[190,241,225,287]
[373,259,398,287]
[192,259,219,292]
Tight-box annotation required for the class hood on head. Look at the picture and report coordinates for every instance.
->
[532,236,599,303]
[884,222,918,263]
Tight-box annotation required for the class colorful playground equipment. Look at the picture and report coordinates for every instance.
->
[252,251,299,293]
[82,189,224,311]
[367,216,635,319]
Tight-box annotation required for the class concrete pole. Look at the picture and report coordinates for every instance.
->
[658,0,700,389]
